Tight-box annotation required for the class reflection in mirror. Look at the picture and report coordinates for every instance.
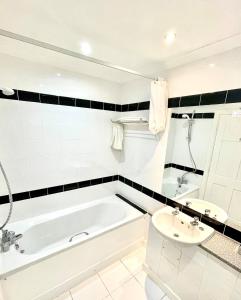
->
[163,107,241,231]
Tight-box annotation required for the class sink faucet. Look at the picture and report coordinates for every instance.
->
[0,229,23,253]
[185,201,192,207]
[172,207,180,216]
[204,209,211,217]
[190,216,199,226]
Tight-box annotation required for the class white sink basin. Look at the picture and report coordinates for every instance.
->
[152,206,214,247]
[178,198,228,223]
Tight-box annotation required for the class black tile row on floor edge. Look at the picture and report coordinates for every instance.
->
[118,175,241,244]
[0,173,239,244]
[1,87,241,111]
[164,163,204,176]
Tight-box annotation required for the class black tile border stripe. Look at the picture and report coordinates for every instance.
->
[0,175,118,204]
[0,173,240,243]
[169,88,241,108]
[164,163,204,176]
[171,112,215,119]
[1,87,241,111]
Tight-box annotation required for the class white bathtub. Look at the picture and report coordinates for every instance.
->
[0,194,146,300]
[162,177,199,200]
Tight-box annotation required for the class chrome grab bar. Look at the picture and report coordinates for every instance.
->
[69,232,89,242]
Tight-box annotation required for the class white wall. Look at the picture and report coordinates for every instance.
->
[0,53,121,103]
[0,53,121,197]
[168,47,241,97]
[166,117,214,171]
[0,182,117,224]
[120,78,151,104]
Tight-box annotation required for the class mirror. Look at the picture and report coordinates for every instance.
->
[163,106,241,231]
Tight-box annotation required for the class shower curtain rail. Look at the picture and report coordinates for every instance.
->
[0,28,155,81]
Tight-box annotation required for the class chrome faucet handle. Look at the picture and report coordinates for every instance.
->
[190,216,199,226]
[185,201,191,207]
[172,207,180,215]
[204,209,211,216]
[0,230,23,253]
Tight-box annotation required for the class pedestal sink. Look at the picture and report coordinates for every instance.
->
[152,206,214,247]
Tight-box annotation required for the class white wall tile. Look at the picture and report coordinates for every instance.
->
[0,99,120,195]
[0,182,117,222]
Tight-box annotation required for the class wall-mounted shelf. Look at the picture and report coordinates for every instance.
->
[111,117,148,125]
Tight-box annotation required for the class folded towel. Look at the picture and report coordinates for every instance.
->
[111,123,124,150]
[149,79,168,134]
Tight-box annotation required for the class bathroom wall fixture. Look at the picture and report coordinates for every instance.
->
[111,117,148,125]
[0,87,15,96]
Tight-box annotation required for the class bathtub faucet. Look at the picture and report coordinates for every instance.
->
[177,175,188,187]
[0,229,22,253]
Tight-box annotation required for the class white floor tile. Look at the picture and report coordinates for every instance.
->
[70,274,109,300]
[53,291,72,300]
[98,261,132,292]
[121,246,146,275]
[111,278,148,300]
[135,270,166,300]
[135,270,147,288]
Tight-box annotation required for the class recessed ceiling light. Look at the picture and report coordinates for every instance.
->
[164,31,176,45]
[209,63,215,68]
[80,42,92,56]
[56,73,61,77]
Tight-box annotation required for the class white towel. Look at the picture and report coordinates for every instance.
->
[149,79,168,134]
[111,123,124,150]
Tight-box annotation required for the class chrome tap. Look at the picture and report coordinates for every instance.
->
[172,207,180,216]
[204,209,211,217]
[0,229,22,253]
[190,216,199,226]
[185,201,192,207]
[177,176,188,187]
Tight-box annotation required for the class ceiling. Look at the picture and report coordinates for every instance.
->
[0,0,241,82]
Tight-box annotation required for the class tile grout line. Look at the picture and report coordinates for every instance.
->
[68,290,74,300]
[97,272,115,299]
